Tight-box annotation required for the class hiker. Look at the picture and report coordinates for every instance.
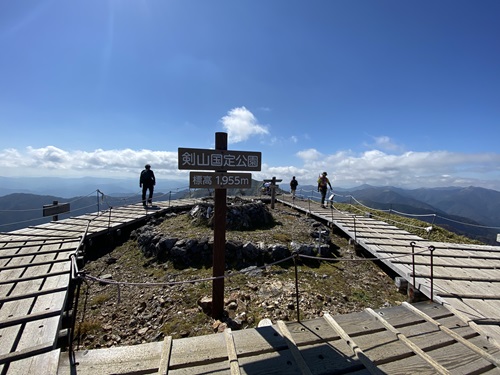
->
[140,164,156,207]
[290,176,298,199]
[317,171,332,208]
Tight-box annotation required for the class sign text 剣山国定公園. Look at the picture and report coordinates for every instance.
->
[178,148,261,171]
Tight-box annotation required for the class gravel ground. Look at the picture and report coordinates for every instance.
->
[73,202,405,350]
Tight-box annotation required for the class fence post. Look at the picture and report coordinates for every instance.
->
[410,241,416,289]
[293,252,301,322]
[429,245,435,303]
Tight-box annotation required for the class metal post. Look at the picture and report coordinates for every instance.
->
[293,252,300,322]
[429,245,435,303]
[410,241,416,289]
[212,132,227,319]
[353,216,357,242]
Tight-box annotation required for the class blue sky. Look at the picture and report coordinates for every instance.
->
[1,0,500,190]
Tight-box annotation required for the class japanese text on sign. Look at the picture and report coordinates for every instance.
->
[178,148,261,171]
[189,172,252,189]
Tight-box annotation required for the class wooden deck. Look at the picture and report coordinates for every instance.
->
[0,199,201,375]
[280,196,500,350]
[58,301,500,374]
[1,195,500,374]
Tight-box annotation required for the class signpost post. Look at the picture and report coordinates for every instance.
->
[263,177,282,209]
[178,133,261,319]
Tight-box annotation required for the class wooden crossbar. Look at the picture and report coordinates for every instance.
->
[0,247,77,260]
[224,328,241,375]
[402,302,500,368]
[157,336,172,375]
[0,270,70,285]
[323,313,382,375]
[365,308,451,374]
[0,308,62,329]
[0,286,68,304]
[0,258,69,271]
[276,321,312,375]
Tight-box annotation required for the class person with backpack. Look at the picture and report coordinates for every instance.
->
[140,164,156,208]
[317,171,332,208]
[290,176,298,200]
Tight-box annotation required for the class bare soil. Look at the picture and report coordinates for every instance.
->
[74,202,405,350]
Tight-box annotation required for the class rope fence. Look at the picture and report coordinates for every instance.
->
[69,239,437,337]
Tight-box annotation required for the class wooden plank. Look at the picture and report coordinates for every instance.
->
[236,350,302,375]
[276,321,312,375]
[403,302,500,368]
[0,308,62,329]
[0,269,70,286]
[58,342,163,375]
[0,298,34,359]
[285,318,341,345]
[293,341,366,375]
[230,325,288,357]
[0,340,55,366]
[224,328,241,375]
[377,355,441,375]
[323,313,383,375]
[158,336,173,375]
[365,308,452,374]
[6,348,60,375]
[169,332,228,369]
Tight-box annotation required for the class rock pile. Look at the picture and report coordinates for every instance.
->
[188,200,274,230]
[131,202,334,268]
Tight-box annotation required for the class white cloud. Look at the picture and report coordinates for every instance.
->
[0,146,179,178]
[294,148,500,191]
[364,135,403,152]
[1,146,500,191]
[296,148,323,161]
[220,107,269,143]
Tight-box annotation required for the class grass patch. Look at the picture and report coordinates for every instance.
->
[77,319,102,336]
[91,292,112,306]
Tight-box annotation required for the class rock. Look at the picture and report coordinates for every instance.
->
[257,318,273,327]
[240,266,263,277]
[197,296,212,314]
[137,327,148,336]
[227,318,243,330]
[269,244,289,261]
[227,302,238,310]
[105,257,117,265]
[217,323,227,333]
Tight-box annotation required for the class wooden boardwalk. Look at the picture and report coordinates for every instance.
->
[58,301,500,374]
[279,196,500,350]
[1,195,500,374]
[0,199,201,375]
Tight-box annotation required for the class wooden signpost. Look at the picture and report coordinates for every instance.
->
[43,201,70,221]
[263,177,282,209]
[178,133,261,318]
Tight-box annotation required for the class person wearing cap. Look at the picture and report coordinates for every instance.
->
[317,171,332,208]
[140,164,156,207]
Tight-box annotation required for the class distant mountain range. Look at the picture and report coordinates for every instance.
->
[292,184,500,245]
[1,177,499,245]
[0,176,187,198]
